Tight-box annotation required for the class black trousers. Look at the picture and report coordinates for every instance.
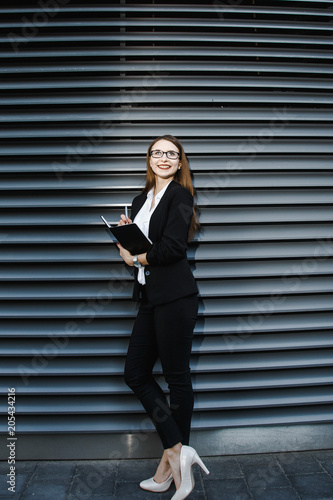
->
[124,286,198,449]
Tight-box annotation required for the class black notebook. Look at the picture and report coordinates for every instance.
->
[101,216,152,255]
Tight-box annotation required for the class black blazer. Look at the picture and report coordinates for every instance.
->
[130,180,198,305]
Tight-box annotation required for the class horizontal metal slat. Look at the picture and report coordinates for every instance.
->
[0,375,128,395]
[199,312,333,335]
[1,5,332,16]
[1,93,333,108]
[1,18,332,30]
[3,366,333,395]
[0,338,128,357]
[2,350,333,376]
[195,260,333,278]
[1,48,333,60]
[195,387,333,409]
[2,123,333,139]
[189,349,333,372]
[1,139,333,155]
[1,33,332,45]
[0,245,125,262]
[193,367,333,392]
[0,190,141,208]
[3,365,333,396]
[0,310,332,337]
[0,228,333,247]
[1,155,333,174]
[2,189,333,210]
[0,295,332,318]
[194,330,333,352]
[4,275,333,301]
[2,330,333,356]
[199,206,333,224]
[195,189,333,206]
[190,405,333,429]
[198,277,333,297]
[0,263,124,280]
[198,223,333,242]
[2,386,333,415]
[33,229,333,249]
[0,108,332,123]
[0,208,128,225]
[0,317,132,337]
[0,281,132,300]
[0,240,332,263]
[198,295,333,315]
[2,258,332,281]
[3,404,333,433]
[0,174,143,190]
[3,223,333,244]
[2,62,333,75]
[1,173,333,191]
[2,205,333,226]
[1,277,333,300]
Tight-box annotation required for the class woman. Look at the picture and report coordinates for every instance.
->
[117,135,209,500]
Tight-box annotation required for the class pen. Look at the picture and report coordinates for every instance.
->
[125,206,129,222]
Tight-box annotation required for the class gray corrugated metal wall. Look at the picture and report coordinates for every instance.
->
[1,0,333,459]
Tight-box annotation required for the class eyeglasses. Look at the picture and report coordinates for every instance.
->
[150,149,180,160]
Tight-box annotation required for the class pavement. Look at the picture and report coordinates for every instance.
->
[1,449,333,500]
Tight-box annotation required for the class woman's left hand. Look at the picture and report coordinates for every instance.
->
[117,243,133,266]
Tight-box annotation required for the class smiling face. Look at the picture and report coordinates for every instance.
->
[149,139,181,183]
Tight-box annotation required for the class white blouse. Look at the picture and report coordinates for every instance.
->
[133,180,172,285]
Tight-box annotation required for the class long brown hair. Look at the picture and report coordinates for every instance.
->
[144,134,200,240]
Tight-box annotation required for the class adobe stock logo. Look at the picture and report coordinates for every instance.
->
[7,0,71,53]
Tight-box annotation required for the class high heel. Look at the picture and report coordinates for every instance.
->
[140,473,173,492]
[170,445,209,500]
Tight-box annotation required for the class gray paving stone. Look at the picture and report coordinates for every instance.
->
[0,463,9,473]
[204,478,253,500]
[274,452,312,468]
[31,460,75,484]
[275,452,324,475]
[15,462,37,474]
[202,456,243,480]
[321,460,333,476]
[6,449,333,500]
[237,456,290,490]
[113,481,172,499]
[69,461,116,498]
[288,472,333,499]
[67,497,114,500]
[251,487,300,500]
[20,482,69,500]
[0,473,28,497]
[116,457,159,484]
[0,489,20,499]
[189,486,210,500]
[312,450,333,461]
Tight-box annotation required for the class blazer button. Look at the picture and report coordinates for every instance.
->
[145,270,150,276]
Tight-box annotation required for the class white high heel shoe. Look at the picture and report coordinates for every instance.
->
[139,473,173,492]
[171,445,209,500]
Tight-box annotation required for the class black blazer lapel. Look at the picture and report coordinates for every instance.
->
[130,180,177,222]
[147,181,179,240]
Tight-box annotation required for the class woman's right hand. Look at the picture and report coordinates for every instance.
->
[118,214,132,226]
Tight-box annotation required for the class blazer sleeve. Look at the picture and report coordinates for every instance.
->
[121,195,144,277]
[146,188,193,266]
